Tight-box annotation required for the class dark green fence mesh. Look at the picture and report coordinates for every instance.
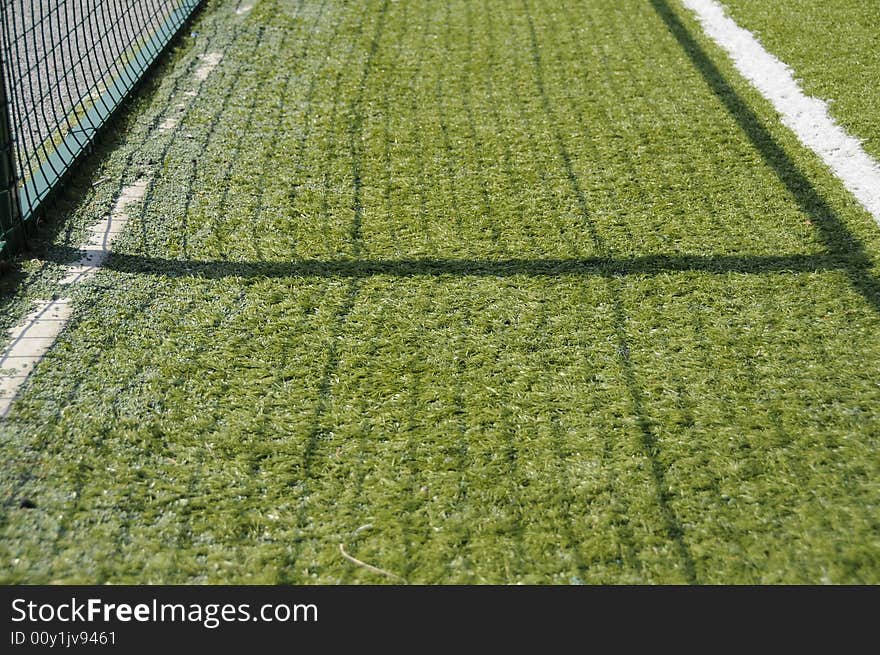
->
[0,0,202,257]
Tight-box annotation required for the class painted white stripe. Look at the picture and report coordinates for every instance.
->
[0,31,226,417]
[683,0,880,225]
[0,177,150,417]
[59,177,149,285]
[0,300,73,417]
[159,116,179,131]
[194,52,223,81]
[158,103,187,133]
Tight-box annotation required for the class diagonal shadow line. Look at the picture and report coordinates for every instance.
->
[50,250,863,279]
[521,0,604,254]
[521,0,698,583]
[281,0,391,581]
[607,275,697,583]
[348,0,391,256]
[651,0,880,316]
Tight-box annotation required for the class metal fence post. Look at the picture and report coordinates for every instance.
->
[0,57,25,258]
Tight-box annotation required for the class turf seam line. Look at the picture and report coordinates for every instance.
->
[682,0,880,226]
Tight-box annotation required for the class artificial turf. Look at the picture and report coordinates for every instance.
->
[1,0,879,583]
[721,0,880,162]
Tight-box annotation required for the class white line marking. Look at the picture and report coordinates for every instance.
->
[683,0,880,225]
[0,177,150,417]
[158,103,187,133]
[194,52,223,81]
[159,116,179,131]
[59,177,149,285]
[0,300,73,417]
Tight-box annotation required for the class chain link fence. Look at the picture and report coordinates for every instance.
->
[0,0,203,257]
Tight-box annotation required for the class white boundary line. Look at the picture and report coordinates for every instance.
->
[0,300,73,417]
[683,0,880,225]
[0,178,150,418]
[194,52,223,81]
[0,10,236,418]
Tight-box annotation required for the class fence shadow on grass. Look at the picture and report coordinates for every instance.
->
[40,249,864,281]
[13,0,880,585]
[650,0,880,316]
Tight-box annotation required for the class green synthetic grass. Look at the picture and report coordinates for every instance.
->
[721,0,880,161]
[1,0,879,583]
